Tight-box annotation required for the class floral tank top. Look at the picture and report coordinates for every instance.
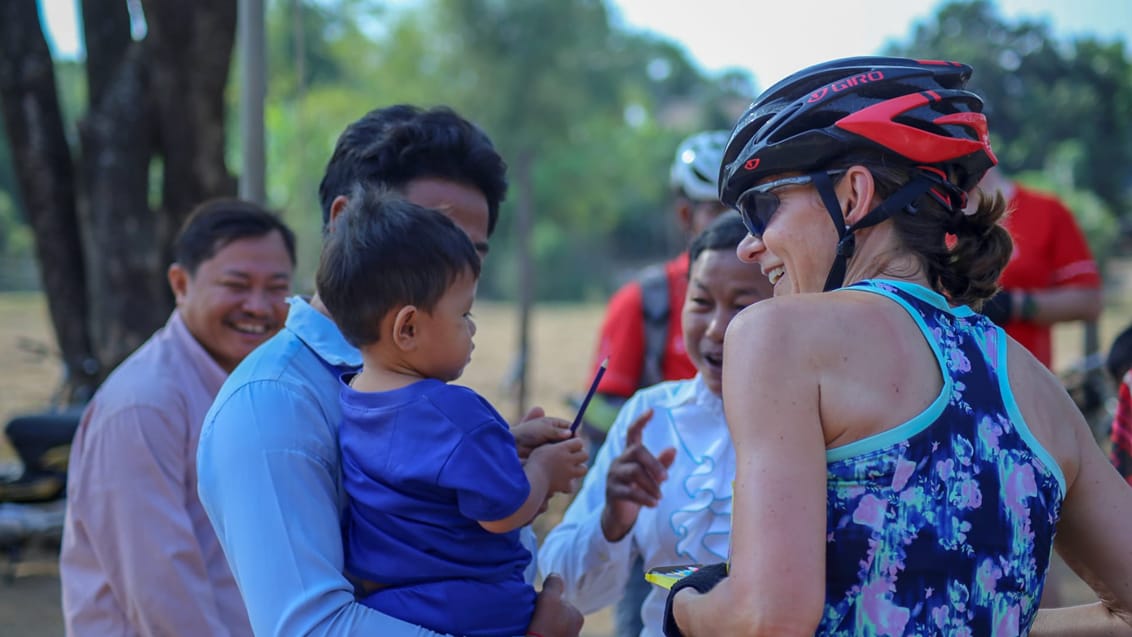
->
[819,280,1066,636]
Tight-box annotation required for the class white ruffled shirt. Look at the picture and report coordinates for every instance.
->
[538,375,733,636]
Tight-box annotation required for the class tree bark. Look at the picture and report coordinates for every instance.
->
[142,0,239,257]
[77,39,164,372]
[74,0,162,373]
[72,0,240,373]
[0,1,98,403]
[0,0,241,399]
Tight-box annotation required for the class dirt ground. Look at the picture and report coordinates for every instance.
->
[2,276,1129,635]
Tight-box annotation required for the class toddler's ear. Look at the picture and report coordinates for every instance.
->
[391,305,419,351]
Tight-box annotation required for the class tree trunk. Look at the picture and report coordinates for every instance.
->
[0,1,98,403]
[0,0,241,399]
[514,149,535,421]
[77,39,164,372]
[142,0,239,257]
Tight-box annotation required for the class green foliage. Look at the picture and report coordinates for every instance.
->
[0,122,15,216]
[0,189,37,290]
[26,0,1131,300]
[0,190,32,255]
[5,0,754,298]
[256,2,473,289]
[4,0,1130,298]
[424,0,753,299]
[253,0,752,300]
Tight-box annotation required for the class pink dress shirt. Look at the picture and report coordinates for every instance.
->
[61,311,252,636]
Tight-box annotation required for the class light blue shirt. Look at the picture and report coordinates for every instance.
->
[199,297,544,636]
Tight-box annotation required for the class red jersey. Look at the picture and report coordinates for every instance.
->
[998,185,1101,368]
[589,253,696,398]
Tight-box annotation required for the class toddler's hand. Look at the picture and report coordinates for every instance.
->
[528,437,588,495]
[513,406,572,460]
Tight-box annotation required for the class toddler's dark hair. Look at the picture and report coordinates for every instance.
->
[316,184,481,346]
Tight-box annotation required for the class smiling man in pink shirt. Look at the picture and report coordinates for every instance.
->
[60,199,295,636]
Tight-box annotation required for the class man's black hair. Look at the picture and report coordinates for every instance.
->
[688,211,747,266]
[173,198,296,275]
[317,105,508,235]
[316,184,482,347]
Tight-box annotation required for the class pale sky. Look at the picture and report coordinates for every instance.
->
[37,0,1132,91]
[610,0,1132,89]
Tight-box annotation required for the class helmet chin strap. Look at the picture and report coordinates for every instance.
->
[811,171,939,292]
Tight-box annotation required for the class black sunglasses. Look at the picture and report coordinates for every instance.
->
[735,170,846,237]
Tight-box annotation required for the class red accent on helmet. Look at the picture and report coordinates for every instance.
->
[915,59,963,67]
[918,165,949,181]
[835,92,993,165]
[934,112,998,165]
[744,158,760,171]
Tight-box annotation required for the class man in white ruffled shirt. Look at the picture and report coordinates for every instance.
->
[539,213,773,636]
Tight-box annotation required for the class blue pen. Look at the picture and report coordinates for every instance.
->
[570,357,608,434]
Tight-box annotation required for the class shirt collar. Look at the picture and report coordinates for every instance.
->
[670,373,724,414]
[285,296,363,369]
[168,310,228,395]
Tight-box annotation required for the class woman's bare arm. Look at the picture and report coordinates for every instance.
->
[673,301,827,636]
[1030,399,1132,636]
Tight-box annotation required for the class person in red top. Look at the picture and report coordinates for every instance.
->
[976,166,1103,369]
[590,252,696,399]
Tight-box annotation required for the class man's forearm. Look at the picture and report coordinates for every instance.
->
[1025,286,1102,324]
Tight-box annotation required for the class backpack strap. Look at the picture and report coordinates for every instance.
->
[638,264,670,389]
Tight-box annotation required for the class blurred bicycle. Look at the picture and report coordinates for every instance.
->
[1,337,90,503]
[0,338,88,581]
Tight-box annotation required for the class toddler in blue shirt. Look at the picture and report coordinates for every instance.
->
[317,185,588,637]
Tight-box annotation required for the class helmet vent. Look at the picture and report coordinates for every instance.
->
[770,110,845,144]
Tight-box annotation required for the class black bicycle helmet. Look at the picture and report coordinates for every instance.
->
[719,56,998,290]
[721,56,996,204]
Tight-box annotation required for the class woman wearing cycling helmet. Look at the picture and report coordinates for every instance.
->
[664,56,1132,637]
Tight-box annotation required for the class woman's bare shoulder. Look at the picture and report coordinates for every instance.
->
[726,292,895,354]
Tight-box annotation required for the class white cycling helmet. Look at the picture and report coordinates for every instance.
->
[669,130,729,203]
